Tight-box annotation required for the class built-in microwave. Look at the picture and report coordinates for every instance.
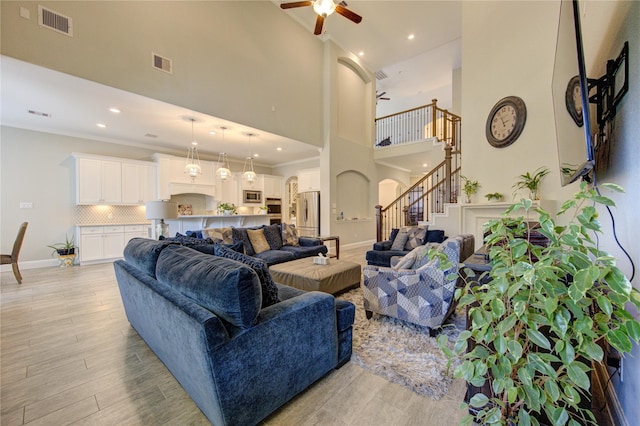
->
[243,190,262,204]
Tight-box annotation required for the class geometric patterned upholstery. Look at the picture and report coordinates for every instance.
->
[362,235,466,329]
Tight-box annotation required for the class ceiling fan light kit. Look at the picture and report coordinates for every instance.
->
[280,0,362,36]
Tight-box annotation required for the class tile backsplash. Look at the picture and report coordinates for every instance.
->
[76,205,148,225]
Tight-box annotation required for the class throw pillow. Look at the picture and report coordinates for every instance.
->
[390,229,409,251]
[388,228,400,243]
[281,223,299,247]
[204,227,233,244]
[214,244,280,308]
[392,250,417,270]
[425,229,446,243]
[247,229,270,254]
[232,227,256,256]
[263,223,283,250]
[413,242,442,269]
[404,226,428,250]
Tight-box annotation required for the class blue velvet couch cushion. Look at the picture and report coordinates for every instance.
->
[213,244,280,308]
[253,249,296,266]
[365,229,447,267]
[262,223,284,250]
[281,243,328,259]
[123,238,174,278]
[156,244,262,329]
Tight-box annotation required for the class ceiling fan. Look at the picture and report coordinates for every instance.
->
[280,0,362,36]
[376,91,390,101]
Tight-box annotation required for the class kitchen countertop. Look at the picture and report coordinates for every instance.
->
[77,222,151,227]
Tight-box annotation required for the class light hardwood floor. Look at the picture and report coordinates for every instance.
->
[1,245,467,426]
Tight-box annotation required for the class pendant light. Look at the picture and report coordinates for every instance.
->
[242,133,257,186]
[215,127,232,181]
[184,118,202,182]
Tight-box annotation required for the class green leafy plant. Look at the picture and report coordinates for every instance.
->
[48,234,77,256]
[438,182,640,426]
[218,202,237,214]
[512,166,550,200]
[461,175,481,202]
[485,192,504,202]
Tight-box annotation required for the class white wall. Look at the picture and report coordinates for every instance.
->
[0,1,324,148]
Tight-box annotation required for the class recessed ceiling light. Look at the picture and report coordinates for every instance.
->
[422,163,428,167]
[209,130,217,135]
[96,123,107,128]
[358,51,364,56]
[276,147,282,151]
[253,153,259,158]
[408,34,415,40]
[109,108,120,113]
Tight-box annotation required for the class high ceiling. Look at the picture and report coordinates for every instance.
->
[1,1,462,173]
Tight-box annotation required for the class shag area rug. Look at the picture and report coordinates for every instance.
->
[337,288,464,400]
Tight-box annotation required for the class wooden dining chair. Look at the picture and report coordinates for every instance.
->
[1,222,28,284]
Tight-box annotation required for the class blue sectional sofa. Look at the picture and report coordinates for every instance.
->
[173,223,328,266]
[114,238,355,426]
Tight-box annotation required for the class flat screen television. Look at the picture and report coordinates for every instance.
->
[552,0,595,186]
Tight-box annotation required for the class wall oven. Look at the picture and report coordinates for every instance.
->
[266,198,282,225]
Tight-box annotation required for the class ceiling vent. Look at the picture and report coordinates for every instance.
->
[375,70,388,80]
[152,53,172,74]
[38,5,73,36]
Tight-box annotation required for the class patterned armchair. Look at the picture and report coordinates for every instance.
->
[362,234,474,330]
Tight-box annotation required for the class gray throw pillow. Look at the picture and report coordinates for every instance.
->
[390,230,409,251]
[404,226,427,250]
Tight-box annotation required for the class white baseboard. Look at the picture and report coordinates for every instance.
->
[1,259,59,272]
[342,239,375,251]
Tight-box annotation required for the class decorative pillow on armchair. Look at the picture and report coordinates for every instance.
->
[404,226,428,250]
[204,227,233,244]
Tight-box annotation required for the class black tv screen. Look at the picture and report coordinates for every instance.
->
[552,0,595,186]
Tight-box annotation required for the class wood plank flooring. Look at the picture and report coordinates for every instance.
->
[1,245,467,425]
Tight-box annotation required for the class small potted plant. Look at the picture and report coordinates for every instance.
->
[512,166,550,200]
[438,182,640,426]
[461,175,480,203]
[485,192,504,202]
[218,202,237,215]
[258,206,268,214]
[48,234,77,267]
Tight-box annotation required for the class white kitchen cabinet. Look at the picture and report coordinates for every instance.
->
[77,157,122,204]
[240,174,264,192]
[297,168,320,193]
[122,163,157,204]
[78,225,126,264]
[263,175,283,198]
[216,172,240,206]
[124,225,149,244]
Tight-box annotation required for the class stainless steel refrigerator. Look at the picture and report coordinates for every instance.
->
[296,191,320,237]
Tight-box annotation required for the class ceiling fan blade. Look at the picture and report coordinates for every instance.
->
[376,91,387,98]
[335,5,362,24]
[380,97,390,101]
[280,1,313,10]
[314,15,325,35]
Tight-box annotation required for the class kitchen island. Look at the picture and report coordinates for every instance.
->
[166,214,270,236]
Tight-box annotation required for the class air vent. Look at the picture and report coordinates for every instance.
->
[375,70,388,80]
[28,109,52,118]
[152,53,172,74]
[38,5,73,36]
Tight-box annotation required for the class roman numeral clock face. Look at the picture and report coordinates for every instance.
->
[485,96,527,148]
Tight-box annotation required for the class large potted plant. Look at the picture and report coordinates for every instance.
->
[439,182,640,426]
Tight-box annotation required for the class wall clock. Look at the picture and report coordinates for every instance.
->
[485,96,527,148]
[565,75,584,127]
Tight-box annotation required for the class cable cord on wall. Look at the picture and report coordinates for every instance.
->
[591,173,636,282]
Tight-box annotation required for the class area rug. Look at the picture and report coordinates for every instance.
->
[337,288,464,400]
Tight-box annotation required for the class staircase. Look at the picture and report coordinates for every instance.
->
[374,100,462,241]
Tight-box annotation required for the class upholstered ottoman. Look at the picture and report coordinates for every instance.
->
[269,258,361,295]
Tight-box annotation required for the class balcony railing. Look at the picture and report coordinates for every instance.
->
[375,98,461,148]
[374,99,462,241]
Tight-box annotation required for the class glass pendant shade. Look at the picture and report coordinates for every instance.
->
[216,152,231,181]
[242,156,257,186]
[313,0,335,16]
[184,119,201,182]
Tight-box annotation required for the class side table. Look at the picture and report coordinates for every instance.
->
[317,235,340,259]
